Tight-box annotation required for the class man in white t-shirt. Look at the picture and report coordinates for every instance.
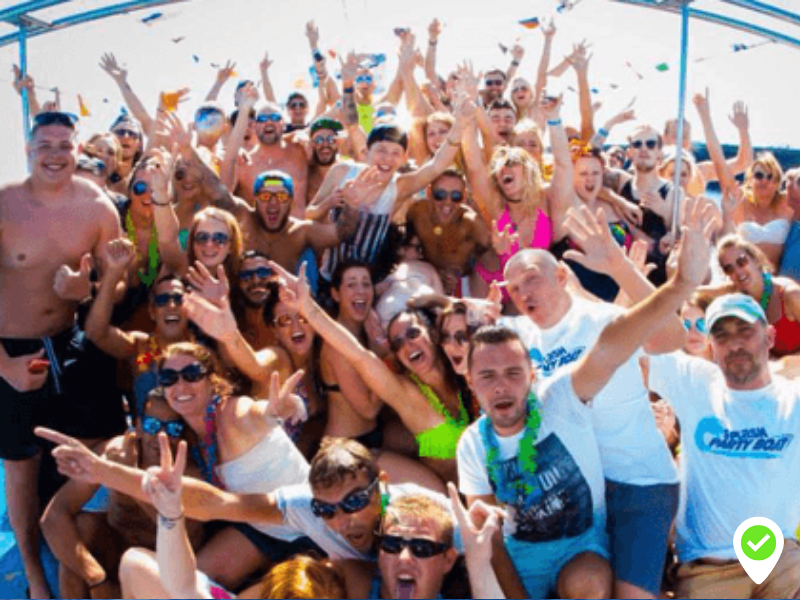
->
[648,292,800,599]
[501,206,685,599]
[457,197,714,600]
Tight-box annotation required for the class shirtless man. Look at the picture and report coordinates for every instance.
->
[234,250,278,351]
[214,169,357,275]
[40,391,204,599]
[406,169,491,295]
[305,117,344,205]
[0,112,123,598]
[234,102,309,216]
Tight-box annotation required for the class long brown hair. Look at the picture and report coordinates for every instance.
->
[187,207,243,281]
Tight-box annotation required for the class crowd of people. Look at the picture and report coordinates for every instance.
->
[3,14,800,600]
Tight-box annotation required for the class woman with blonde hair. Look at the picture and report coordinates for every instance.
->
[510,118,544,166]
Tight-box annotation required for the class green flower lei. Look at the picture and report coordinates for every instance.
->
[125,212,159,287]
[480,392,542,502]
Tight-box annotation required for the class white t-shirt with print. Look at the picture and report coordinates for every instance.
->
[649,352,800,562]
[457,372,606,543]
[501,297,678,486]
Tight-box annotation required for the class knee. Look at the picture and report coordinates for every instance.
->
[119,547,156,599]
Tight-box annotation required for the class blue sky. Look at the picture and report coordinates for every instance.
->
[2,0,799,181]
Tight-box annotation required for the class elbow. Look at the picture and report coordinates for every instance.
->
[40,505,65,546]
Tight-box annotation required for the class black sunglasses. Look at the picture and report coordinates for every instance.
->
[441,330,469,345]
[153,292,184,308]
[753,171,773,182]
[721,254,750,275]
[141,415,185,438]
[288,101,308,109]
[34,111,78,128]
[194,232,230,246]
[631,139,658,150]
[432,189,464,203]
[485,79,504,87]
[240,266,272,281]
[310,478,379,520]
[113,128,140,139]
[389,325,422,353]
[378,534,451,558]
[158,363,208,388]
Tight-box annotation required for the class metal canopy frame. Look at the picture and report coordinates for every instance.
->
[608,0,800,233]
[1,0,187,138]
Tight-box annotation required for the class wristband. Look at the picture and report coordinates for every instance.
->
[511,60,520,67]
[547,119,562,127]
[428,40,438,46]
[343,86,354,94]
[598,127,609,138]
[313,49,324,62]
[158,512,184,530]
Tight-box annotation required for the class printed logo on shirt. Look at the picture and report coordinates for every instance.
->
[493,433,594,543]
[695,417,794,459]
[529,345,586,377]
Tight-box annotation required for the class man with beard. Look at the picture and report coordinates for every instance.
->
[607,124,675,284]
[233,250,279,350]
[481,69,508,106]
[406,169,492,296]
[306,117,344,204]
[40,391,204,599]
[234,102,309,217]
[215,169,357,275]
[0,112,124,598]
[647,293,800,599]
[458,199,714,599]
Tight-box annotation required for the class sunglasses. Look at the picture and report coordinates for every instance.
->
[511,86,530,94]
[132,180,149,196]
[485,79,504,87]
[141,415,185,438]
[753,171,773,182]
[194,231,230,246]
[389,325,422,353]
[240,266,273,281]
[683,317,707,335]
[257,190,291,203]
[631,139,658,150]
[153,292,184,308]
[378,534,451,559]
[158,363,208,387]
[275,313,309,328]
[310,478,379,519]
[432,189,464,203]
[288,101,308,109]
[34,111,79,128]
[114,128,140,139]
[355,74,374,84]
[375,109,395,119]
[256,113,283,123]
[313,134,337,145]
[174,168,187,181]
[721,254,750,275]
[441,330,468,345]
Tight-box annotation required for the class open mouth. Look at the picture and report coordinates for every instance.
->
[377,165,393,173]
[408,350,424,363]
[164,314,182,324]
[174,394,194,404]
[352,300,368,314]
[502,174,514,185]
[396,575,417,600]
[43,163,67,173]
[493,400,515,412]
[291,332,307,344]
[451,355,464,367]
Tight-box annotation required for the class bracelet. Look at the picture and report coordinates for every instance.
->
[158,512,184,530]
[511,60,520,67]
[547,118,562,127]
[88,576,107,589]
[343,86,354,94]
[151,199,170,207]
[428,40,438,46]
[313,49,324,62]
[598,127,609,138]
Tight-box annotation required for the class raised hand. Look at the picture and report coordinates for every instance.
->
[492,220,518,256]
[142,433,187,520]
[540,92,563,122]
[157,111,193,151]
[104,238,135,277]
[187,262,229,306]
[305,20,320,49]
[260,51,273,73]
[53,253,93,301]
[342,166,383,207]
[339,51,359,84]
[265,370,308,426]
[510,42,525,63]
[729,100,749,131]
[567,40,592,73]
[456,61,480,102]
[447,482,501,564]
[183,288,238,344]
[99,52,128,84]
[563,206,625,274]
[12,64,34,95]
[215,59,237,84]
[35,427,104,484]
[692,87,710,116]
[674,196,716,287]
[279,262,312,315]
[238,82,259,111]
[541,19,556,39]
[428,18,442,41]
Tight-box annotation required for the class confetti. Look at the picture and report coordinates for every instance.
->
[519,17,540,29]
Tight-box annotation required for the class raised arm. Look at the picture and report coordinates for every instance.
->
[12,65,42,119]
[259,53,277,103]
[571,196,716,401]
[462,116,502,222]
[693,88,736,193]
[532,23,556,109]
[567,41,595,141]
[220,82,258,191]
[424,19,442,85]
[99,53,154,133]
[398,33,434,118]
[85,239,145,359]
[543,97,578,240]
[205,60,236,102]
[506,42,524,83]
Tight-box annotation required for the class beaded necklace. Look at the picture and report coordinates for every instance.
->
[760,271,773,313]
[409,374,469,430]
[479,392,542,504]
[125,212,159,287]
[189,395,225,489]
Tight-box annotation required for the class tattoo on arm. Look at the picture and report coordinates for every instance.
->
[343,91,358,126]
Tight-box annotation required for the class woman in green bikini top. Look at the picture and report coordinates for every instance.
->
[289,269,472,485]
